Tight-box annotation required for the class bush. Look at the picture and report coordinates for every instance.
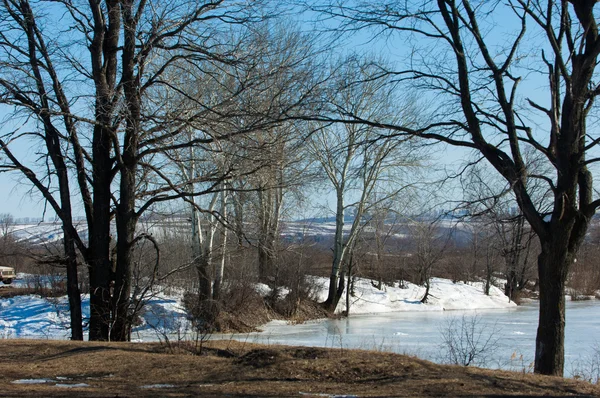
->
[571,345,600,383]
[438,314,500,367]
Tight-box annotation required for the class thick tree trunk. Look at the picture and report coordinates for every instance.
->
[534,243,569,376]
[257,234,277,283]
[110,165,138,342]
[87,111,115,343]
[88,199,112,341]
[504,269,517,301]
[111,166,136,342]
[257,184,281,283]
[109,0,141,342]
[86,0,120,342]
[324,254,344,311]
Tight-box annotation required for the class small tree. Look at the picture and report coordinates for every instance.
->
[310,56,419,311]
[439,314,500,367]
[409,220,451,303]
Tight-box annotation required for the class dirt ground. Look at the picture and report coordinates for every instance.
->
[0,340,597,397]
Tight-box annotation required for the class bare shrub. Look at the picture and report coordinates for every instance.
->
[21,272,67,297]
[571,345,600,384]
[269,244,320,318]
[439,314,500,367]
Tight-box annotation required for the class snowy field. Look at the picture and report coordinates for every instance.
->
[0,274,514,340]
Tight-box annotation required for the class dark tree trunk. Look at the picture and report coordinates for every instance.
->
[196,255,213,302]
[87,128,113,341]
[324,193,345,311]
[323,272,338,311]
[534,243,569,376]
[109,0,141,342]
[88,251,111,341]
[420,277,430,303]
[504,269,517,301]
[334,267,345,310]
[86,0,120,341]
[112,196,136,342]
[63,232,83,340]
[257,242,272,282]
[258,228,278,283]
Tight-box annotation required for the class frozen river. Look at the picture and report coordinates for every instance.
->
[223,300,600,375]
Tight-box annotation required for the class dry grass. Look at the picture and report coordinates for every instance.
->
[0,339,597,397]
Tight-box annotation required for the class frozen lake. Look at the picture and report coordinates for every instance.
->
[223,300,600,375]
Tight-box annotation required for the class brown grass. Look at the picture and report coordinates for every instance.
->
[0,339,597,397]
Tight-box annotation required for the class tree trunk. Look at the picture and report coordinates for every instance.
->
[196,255,213,301]
[257,241,272,282]
[534,243,569,376]
[87,201,112,341]
[257,184,282,283]
[109,0,141,342]
[324,253,345,311]
[421,277,431,304]
[213,190,228,301]
[504,269,516,301]
[324,192,345,311]
[334,266,346,312]
[111,166,136,342]
[484,249,492,297]
[63,232,83,340]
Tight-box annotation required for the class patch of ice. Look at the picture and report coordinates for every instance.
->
[12,379,53,384]
[140,384,176,389]
[55,383,89,388]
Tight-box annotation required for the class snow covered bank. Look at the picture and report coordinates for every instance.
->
[0,276,514,340]
[308,276,516,314]
[0,290,189,340]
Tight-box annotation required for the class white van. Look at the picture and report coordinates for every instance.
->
[0,266,16,284]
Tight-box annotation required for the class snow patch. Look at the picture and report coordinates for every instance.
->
[140,384,176,389]
[12,379,52,384]
[55,383,89,388]
[308,276,516,316]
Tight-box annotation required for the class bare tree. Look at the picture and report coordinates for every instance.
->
[409,220,451,303]
[308,0,600,376]
[0,0,275,341]
[310,57,419,311]
[0,213,13,242]
[464,165,538,300]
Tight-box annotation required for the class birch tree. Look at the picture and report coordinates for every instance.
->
[311,57,419,311]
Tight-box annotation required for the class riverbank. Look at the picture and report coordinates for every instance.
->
[0,339,597,397]
[0,276,518,339]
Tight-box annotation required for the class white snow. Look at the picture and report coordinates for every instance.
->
[254,283,290,299]
[309,276,515,315]
[140,384,176,389]
[0,281,190,340]
[12,379,53,384]
[55,383,89,388]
